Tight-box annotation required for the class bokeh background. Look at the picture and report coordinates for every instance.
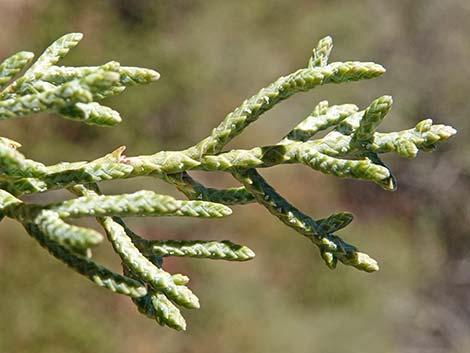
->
[0,1,469,352]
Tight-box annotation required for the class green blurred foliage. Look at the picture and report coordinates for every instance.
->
[0,1,468,352]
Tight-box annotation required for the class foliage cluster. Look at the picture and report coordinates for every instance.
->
[0,33,455,331]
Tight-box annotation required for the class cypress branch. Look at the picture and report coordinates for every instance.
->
[0,33,456,330]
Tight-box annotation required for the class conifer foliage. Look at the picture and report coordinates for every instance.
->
[0,34,456,330]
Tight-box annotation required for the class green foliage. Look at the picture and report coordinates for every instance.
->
[0,33,456,331]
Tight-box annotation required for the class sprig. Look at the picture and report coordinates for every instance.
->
[0,33,456,330]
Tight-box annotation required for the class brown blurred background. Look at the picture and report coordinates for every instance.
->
[0,1,469,352]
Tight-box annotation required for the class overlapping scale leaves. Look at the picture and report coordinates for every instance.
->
[0,33,456,330]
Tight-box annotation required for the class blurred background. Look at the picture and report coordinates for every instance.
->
[0,1,469,352]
